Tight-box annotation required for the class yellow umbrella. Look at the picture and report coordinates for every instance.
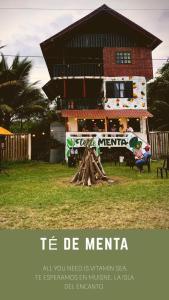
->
[0,127,12,135]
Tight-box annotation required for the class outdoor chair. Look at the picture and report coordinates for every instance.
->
[157,157,169,178]
[125,153,135,169]
[68,154,77,167]
[112,151,119,165]
[144,157,151,173]
[126,153,151,173]
[136,156,151,173]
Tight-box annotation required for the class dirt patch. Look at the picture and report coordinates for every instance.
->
[56,176,125,187]
[0,202,169,229]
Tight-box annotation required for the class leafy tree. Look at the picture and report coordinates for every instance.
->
[148,60,169,130]
[0,54,46,129]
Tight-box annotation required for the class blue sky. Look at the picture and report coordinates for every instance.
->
[0,0,169,89]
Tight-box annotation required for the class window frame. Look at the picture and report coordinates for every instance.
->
[106,81,133,98]
[116,51,132,64]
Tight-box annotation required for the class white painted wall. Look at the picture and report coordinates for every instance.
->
[104,76,147,110]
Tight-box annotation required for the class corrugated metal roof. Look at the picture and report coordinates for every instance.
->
[61,109,153,118]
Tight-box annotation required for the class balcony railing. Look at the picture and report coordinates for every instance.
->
[66,132,147,141]
[56,98,103,110]
[53,63,103,77]
[66,132,130,138]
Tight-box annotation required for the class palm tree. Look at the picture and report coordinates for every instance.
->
[148,60,169,130]
[150,100,169,130]
[0,54,45,129]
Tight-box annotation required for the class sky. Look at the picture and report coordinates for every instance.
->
[0,0,169,91]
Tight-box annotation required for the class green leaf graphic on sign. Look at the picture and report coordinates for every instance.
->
[66,149,70,158]
[67,138,74,148]
[129,137,142,149]
[129,137,138,148]
[93,140,96,147]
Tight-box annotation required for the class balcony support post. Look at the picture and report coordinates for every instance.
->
[105,118,108,132]
[82,78,86,98]
[64,79,67,98]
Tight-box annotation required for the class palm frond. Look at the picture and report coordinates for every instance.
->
[0,104,13,113]
[0,54,9,72]
[0,53,46,127]
[0,80,21,89]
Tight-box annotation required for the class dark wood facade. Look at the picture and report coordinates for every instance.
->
[41,5,161,101]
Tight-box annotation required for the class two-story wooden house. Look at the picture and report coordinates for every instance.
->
[40,4,162,161]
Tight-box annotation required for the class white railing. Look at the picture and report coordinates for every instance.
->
[67,131,129,138]
[66,131,147,140]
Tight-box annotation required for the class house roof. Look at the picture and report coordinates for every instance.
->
[41,4,162,51]
[61,109,153,118]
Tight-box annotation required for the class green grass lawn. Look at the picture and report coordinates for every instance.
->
[0,161,169,229]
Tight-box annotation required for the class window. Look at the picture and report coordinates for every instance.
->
[116,52,131,64]
[114,82,125,98]
[128,118,140,132]
[106,81,133,98]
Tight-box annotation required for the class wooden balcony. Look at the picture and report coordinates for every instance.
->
[56,98,103,110]
[53,63,103,77]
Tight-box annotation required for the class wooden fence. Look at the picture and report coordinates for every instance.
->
[1,131,169,161]
[149,131,169,159]
[1,134,31,161]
